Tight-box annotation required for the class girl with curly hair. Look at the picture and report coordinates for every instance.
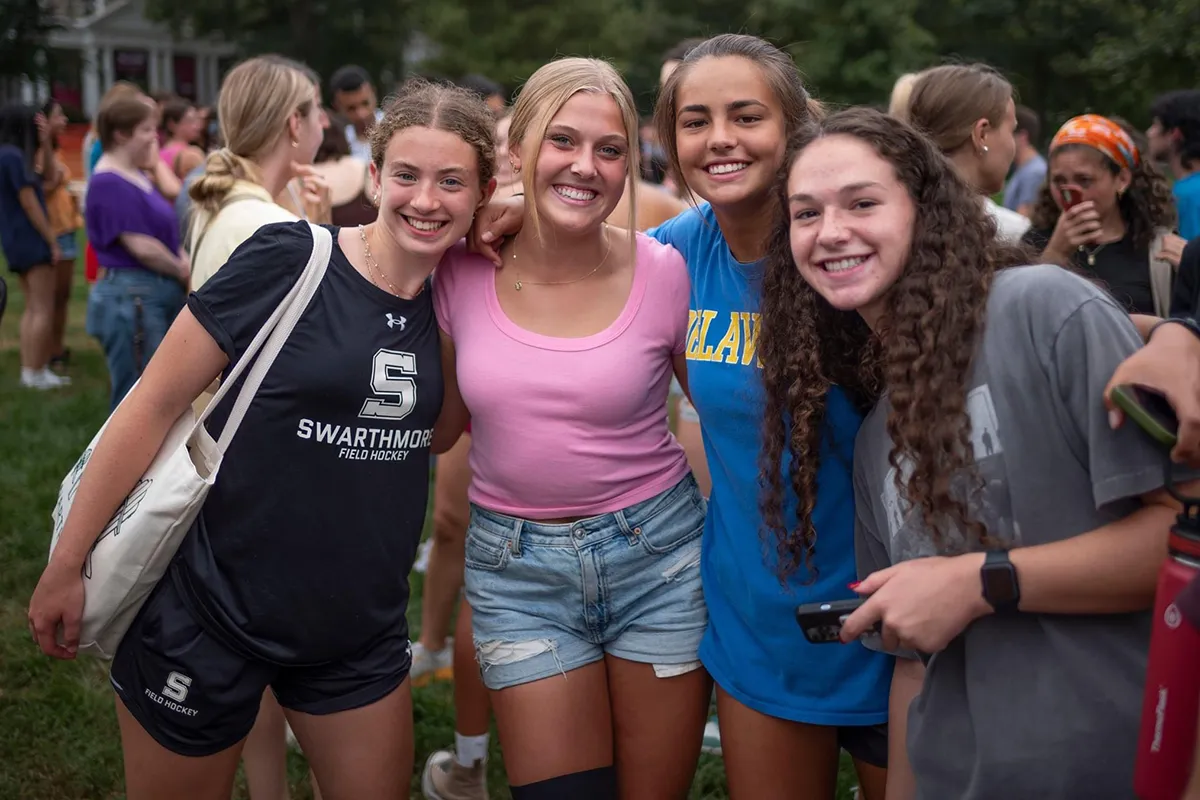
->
[760,104,1200,798]
[469,35,894,800]
[1025,114,1184,316]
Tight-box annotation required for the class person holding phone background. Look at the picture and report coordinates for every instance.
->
[757,105,1200,798]
[1024,115,1185,317]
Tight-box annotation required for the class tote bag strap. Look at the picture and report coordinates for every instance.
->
[192,222,332,452]
[1149,227,1176,319]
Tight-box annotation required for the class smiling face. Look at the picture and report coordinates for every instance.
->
[673,56,787,210]
[514,91,629,236]
[371,125,488,257]
[787,134,917,330]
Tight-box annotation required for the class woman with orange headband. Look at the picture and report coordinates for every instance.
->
[1026,114,1183,316]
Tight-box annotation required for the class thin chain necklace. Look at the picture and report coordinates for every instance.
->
[511,224,611,291]
[1078,242,1109,267]
[359,225,423,299]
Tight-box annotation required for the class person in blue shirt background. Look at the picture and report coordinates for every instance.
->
[1147,90,1200,240]
[0,102,67,390]
[474,32,894,800]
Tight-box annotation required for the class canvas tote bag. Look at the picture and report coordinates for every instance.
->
[48,222,333,659]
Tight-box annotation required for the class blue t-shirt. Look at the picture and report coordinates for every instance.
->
[649,205,891,725]
[86,137,103,177]
[1174,172,1200,241]
[0,144,52,271]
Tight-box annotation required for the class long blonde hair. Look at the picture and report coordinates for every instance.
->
[189,55,317,213]
[508,57,640,245]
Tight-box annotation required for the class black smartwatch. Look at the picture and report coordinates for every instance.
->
[981,549,1020,612]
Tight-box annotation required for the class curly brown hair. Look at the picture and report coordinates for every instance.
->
[758,107,1032,579]
[1030,119,1178,252]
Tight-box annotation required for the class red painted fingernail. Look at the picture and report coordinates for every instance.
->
[848,581,861,589]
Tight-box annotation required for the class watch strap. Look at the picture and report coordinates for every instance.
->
[1151,317,1200,343]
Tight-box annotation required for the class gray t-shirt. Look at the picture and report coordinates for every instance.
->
[854,265,1179,800]
[1003,153,1047,211]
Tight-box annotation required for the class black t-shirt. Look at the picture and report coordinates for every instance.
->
[174,221,442,665]
[1024,227,1155,315]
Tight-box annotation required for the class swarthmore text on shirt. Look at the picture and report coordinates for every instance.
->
[296,418,433,461]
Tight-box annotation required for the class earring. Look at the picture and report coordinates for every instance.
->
[291,139,299,148]
[512,163,520,174]
[373,192,380,205]
[981,145,989,154]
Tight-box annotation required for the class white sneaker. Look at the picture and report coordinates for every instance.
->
[422,748,487,800]
[410,639,454,687]
[20,368,71,389]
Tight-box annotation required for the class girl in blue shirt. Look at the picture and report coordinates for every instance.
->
[474,34,893,799]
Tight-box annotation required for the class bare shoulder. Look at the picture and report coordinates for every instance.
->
[634,181,689,230]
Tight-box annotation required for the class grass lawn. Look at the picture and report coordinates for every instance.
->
[0,250,859,799]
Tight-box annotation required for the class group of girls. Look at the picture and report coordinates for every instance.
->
[0,99,79,389]
[28,32,1197,800]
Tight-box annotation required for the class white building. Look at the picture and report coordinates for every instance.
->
[30,0,237,118]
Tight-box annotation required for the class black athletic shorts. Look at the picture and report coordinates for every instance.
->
[838,722,889,768]
[109,574,412,757]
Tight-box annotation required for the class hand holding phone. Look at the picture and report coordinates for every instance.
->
[1110,384,1180,449]
[795,599,882,644]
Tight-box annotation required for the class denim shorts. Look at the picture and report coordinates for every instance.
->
[464,474,708,691]
[56,232,78,261]
[86,268,186,410]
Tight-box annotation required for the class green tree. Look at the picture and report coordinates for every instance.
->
[142,0,413,88]
[918,0,1200,139]
[747,0,937,106]
[0,0,58,82]
[413,0,645,96]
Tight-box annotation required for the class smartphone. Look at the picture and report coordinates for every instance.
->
[1060,186,1082,210]
[795,599,880,644]
[1111,384,1179,448]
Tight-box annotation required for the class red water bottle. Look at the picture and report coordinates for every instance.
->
[1135,498,1200,800]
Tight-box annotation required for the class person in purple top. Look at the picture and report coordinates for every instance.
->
[85,94,190,410]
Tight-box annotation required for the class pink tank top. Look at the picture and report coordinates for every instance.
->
[160,142,186,172]
[434,235,691,518]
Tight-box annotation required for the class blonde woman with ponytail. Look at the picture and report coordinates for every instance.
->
[188,55,329,291]
[184,54,328,800]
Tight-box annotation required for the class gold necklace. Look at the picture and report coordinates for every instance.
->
[1077,242,1109,267]
[359,225,423,299]
[511,224,611,291]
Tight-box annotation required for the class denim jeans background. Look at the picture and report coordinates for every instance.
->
[87,268,185,410]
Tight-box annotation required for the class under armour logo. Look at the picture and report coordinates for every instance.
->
[386,313,406,330]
